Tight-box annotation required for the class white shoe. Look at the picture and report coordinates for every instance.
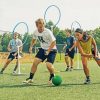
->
[70,67,73,71]
[84,79,91,84]
[23,78,33,84]
[13,71,17,74]
[48,80,52,85]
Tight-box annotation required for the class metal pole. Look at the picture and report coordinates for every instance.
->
[17,46,21,74]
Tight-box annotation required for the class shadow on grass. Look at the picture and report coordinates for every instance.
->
[60,69,83,72]
[0,73,29,77]
[0,82,100,89]
[44,83,84,88]
[0,83,47,88]
[38,82,100,88]
[0,83,80,88]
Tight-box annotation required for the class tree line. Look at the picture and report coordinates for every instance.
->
[0,21,100,52]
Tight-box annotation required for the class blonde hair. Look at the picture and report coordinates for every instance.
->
[35,18,45,25]
[14,32,19,35]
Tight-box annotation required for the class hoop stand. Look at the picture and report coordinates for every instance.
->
[74,51,83,70]
[13,46,26,75]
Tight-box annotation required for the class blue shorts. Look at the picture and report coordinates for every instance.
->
[65,49,75,59]
[8,52,18,61]
[35,48,57,64]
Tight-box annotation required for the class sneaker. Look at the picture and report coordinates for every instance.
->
[0,71,3,74]
[13,71,17,74]
[65,67,69,71]
[84,79,91,84]
[48,80,52,85]
[23,78,33,84]
[70,67,73,71]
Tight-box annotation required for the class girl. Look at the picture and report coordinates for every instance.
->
[75,28,100,84]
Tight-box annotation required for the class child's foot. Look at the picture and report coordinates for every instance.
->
[84,79,91,84]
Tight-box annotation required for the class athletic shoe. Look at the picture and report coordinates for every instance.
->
[84,79,91,84]
[23,78,33,84]
[13,71,17,74]
[65,67,69,71]
[70,67,73,71]
[48,80,52,85]
[0,71,3,74]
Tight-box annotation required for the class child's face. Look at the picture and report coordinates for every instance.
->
[13,33,18,39]
[36,21,45,33]
[66,32,70,36]
[75,32,83,40]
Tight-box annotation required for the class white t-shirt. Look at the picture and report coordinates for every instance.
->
[33,28,57,50]
[9,38,22,53]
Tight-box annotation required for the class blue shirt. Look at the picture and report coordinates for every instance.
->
[9,39,22,53]
[66,36,75,49]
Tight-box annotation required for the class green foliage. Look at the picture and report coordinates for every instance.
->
[53,27,60,36]
[0,45,2,51]
[23,33,32,53]
[87,27,100,51]
[0,35,2,51]
[45,20,53,30]
[1,33,12,52]
[0,21,100,52]
[56,30,66,44]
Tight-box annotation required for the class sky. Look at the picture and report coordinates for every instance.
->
[0,0,100,33]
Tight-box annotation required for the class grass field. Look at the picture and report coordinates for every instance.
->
[0,55,100,100]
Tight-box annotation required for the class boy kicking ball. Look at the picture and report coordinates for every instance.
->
[23,18,57,84]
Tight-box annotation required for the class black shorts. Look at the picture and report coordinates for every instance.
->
[65,49,75,59]
[35,48,57,64]
[8,52,18,61]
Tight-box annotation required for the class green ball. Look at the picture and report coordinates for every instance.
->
[52,75,62,86]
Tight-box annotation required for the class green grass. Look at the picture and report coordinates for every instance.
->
[55,53,81,62]
[0,59,100,100]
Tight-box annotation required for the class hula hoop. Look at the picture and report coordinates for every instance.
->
[12,22,29,47]
[71,21,81,34]
[71,21,81,35]
[44,5,61,27]
[71,21,81,29]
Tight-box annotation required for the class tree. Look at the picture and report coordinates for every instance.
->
[56,30,66,44]
[22,33,32,52]
[1,33,12,52]
[93,27,100,51]
[0,35,2,51]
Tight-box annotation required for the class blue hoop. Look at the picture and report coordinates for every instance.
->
[12,22,29,46]
[71,21,81,30]
[44,5,61,27]
[71,21,81,35]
